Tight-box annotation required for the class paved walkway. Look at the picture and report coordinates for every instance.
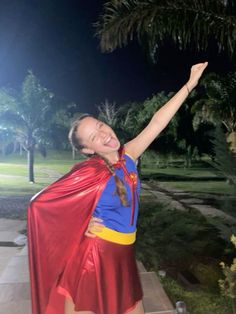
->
[0,219,29,314]
[143,181,236,223]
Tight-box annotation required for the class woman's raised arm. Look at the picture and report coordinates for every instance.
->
[124,62,208,160]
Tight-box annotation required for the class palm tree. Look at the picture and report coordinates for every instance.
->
[0,70,54,182]
[95,0,236,58]
[192,71,236,152]
[0,127,16,156]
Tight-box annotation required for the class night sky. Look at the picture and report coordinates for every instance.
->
[0,0,234,113]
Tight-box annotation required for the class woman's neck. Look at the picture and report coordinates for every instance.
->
[103,152,119,164]
[98,148,123,165]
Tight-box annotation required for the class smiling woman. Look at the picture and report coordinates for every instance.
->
[27,62,208,314]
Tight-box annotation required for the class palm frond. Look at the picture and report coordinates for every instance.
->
[95,0,236,57]
[0,110,27,130]
[0,88,20,112]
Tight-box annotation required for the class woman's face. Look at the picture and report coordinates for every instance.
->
[76,116,120,157]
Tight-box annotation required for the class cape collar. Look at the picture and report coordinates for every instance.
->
[113,145,126,169]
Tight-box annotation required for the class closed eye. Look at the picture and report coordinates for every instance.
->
[91,135,96,142]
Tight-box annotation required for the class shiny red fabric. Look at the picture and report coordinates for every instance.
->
[57,236,143,314]
[27,155,111,314]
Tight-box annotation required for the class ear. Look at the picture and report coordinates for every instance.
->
[81,147,95,155]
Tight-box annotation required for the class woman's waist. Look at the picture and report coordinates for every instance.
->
[92,211,138,233]
[91,226,136,245]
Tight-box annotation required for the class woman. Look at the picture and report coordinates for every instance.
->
[27,62,208,314]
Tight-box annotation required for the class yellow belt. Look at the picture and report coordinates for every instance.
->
[92,226,136,245]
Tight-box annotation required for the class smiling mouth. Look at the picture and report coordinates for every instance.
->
[104,136,118,148]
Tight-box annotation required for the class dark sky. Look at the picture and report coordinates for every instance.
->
[0,0,234,113]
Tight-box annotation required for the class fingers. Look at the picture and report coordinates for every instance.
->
[84,230,97,238]
[90,217,104,224]
[188,61,208,89]
[85,217,105,238]
[89,224,105,233]
[88,217,104,230]
[191,61,208,72]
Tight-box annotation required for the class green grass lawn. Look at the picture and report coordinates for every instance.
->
[0,176,53,196]
[141,163,233,197]
[159,180,233,195]
[0,150,85,196]
[142,166,219,178]
[0,150,84,175]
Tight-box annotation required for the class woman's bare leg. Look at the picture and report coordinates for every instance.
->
[127,300,145,314]
[64,297,95,314]
[64,295,144,314]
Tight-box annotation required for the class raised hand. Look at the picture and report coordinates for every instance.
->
[187,62,208,91]
[85,217,105,238]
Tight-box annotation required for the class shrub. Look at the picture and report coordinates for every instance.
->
[191,262,222,293]
[161,276,232,314]
[136,201,227,272]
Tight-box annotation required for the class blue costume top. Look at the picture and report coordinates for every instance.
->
[92,153,140,233]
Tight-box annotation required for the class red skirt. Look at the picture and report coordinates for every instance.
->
[56,236,143,314]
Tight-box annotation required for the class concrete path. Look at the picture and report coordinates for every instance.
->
[0,218,175,314]
[142,181,236,224]
[0,245,30,314]
[0,219,30,314]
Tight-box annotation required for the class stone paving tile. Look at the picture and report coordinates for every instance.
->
[0,219,26,232]
[0,255,29,284]
[0,247,19,275]
[173,192,190,196]
[149,191,173,204]
[189,204,236,223]
[145,311,174,314]
[0,282,30,302]
[0,245,31,314]
[17,245,28,256]
[137,260,147,272]
[0,300,31,314]
[169,200,185,211]
[141,272,174,313]
[0,231,24,242]
[180,198,204,204]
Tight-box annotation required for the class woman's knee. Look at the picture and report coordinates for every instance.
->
[127,300,144,314]
[64,297,95,314]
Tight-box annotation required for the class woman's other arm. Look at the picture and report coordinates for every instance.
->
[125,62,208,160]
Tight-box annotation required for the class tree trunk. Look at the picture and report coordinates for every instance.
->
[28,148,35,183]
[72,147,76,160]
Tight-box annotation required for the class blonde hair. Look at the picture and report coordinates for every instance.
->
[68,114,128,206]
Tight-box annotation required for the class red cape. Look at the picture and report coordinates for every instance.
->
[27,154,114,314]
